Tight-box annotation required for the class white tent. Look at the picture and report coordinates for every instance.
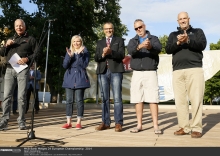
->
[84,50,220,102]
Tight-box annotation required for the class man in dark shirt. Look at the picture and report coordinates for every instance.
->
[94,22,125,132]
[165,12,207,138]
[0,19,38,131]
[127,19,162,134]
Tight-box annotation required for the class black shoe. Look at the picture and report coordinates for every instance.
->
[35,110,39,114]
[19,122,27,130]
[0,121,8,131]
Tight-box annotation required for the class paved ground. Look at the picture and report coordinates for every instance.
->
[0,104,220,155]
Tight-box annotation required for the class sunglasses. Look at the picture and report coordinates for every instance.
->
[134,25,143,31]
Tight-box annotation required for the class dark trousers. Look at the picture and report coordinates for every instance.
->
[26,85,40,112]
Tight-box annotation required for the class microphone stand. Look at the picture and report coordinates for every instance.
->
[15,20,64,147]
[42,21,51,108]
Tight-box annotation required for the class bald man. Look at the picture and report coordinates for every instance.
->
[0,19,39,131]
[165,12,207,138]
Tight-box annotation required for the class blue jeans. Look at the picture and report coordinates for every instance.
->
[65,88,85,119]
[98,69,123,126]
[1,68,28,124]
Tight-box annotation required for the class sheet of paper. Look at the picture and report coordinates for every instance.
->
[8,53,28,73]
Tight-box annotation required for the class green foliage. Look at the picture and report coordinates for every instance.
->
[210,40,220,50]
[158,35,168,54]
[204,71,220,104]
[0,0,32,40]
[0,0,128,102]
[204,40,220,104]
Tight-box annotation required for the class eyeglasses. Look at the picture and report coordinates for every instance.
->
[134,25,143,31]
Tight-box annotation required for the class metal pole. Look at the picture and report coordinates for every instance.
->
[57,56,64,103]
[42,21,51,107]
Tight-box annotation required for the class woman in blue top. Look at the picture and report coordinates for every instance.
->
[61,35,90,130]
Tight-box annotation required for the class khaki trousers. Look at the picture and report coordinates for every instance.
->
[173,68,204,133]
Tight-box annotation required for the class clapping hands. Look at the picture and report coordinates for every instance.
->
[177,30,189,45]
[66,47,72,57]
[102,45,112,57]
[75,46,84,54]
[138,38,152,50]
[66,46,85,57]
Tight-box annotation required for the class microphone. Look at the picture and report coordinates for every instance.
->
[12,33,17,41]
[47,18,57,22]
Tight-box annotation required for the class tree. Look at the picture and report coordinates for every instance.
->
[0,0,128,102]
[204,72,220,105]
[204,40,220,104]
[158,35,168,54]
[210,40,220,50]
[0,0,33,40]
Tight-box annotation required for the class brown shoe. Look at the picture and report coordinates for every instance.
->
[191,131,202,138]
[115,124,122,132]
[174,128,190,135]
[95,122,110,131]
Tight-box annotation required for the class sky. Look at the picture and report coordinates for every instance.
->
[1,0,220,50]
[119,0,220,50]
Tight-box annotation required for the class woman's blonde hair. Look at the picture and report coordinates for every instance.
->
[70,35,84,53]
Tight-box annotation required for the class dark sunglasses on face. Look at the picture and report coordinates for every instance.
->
[134,25,143,31]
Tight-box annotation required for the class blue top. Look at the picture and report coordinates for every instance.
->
[138,35,148,44]
[62,47,90,89]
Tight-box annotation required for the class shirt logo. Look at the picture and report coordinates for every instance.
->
[188,32,194,36]
[23,39,28,42]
